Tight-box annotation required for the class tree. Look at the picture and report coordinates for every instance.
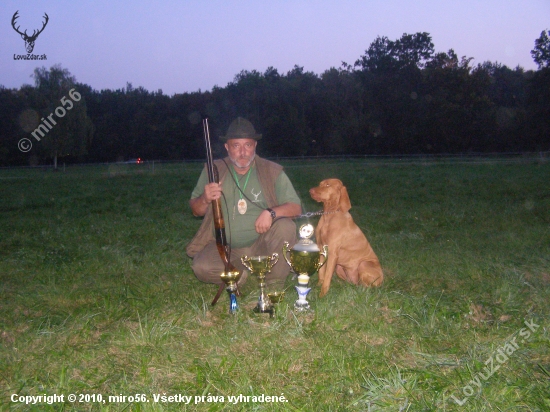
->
[355,32,434,73]
[355,35,398,72]
[0,86,29,165]
[531,29,550,69]
[32,65,94,168]
[525,68,550,150]
[394,32,435,69]
[353,33,436,153]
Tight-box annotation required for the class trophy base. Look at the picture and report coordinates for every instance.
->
[294,301,311,312]
[253,295,274,316]
[294,285,312,312]
[228,292,238,314]
[253,306,274,315]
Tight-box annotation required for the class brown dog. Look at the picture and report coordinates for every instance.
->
[309,179,383,297]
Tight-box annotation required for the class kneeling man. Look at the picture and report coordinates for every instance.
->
[187,117,302,288]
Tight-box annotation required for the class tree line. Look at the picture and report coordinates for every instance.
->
[1,31,549,167]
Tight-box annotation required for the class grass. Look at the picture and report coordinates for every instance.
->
[0,158,549,411]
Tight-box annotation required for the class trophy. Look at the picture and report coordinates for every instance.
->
[241,254,279,314]
[283,224,328,311]
[220,270,242,314]
[267,291,285,305]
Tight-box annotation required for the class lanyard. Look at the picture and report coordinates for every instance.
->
[232,165,252,199]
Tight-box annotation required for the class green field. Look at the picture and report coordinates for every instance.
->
[1,158,549,411]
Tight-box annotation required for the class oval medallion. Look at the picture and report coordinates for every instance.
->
[237,199,247,214]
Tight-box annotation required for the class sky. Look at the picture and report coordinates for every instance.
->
[1,0,549,96]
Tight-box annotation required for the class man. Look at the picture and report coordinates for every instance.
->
[187,117,302,288]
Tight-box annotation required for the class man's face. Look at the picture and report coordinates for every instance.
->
[225,138,257,170]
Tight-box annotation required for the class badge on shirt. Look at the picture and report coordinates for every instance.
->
[237,199,247,214]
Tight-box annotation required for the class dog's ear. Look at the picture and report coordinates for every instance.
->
[339,185,352,212]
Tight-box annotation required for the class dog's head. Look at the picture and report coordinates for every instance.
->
[309,178,351,212]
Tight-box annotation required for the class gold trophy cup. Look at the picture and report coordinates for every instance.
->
[283,224,328,311]
[241,254,279,314]
[220,270,241,314]
[267,291,285,305]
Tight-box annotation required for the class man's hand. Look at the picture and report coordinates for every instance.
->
[254,202,301,233]
[203,182,223,202]
[189,182,223,217]
[255,209,273,234]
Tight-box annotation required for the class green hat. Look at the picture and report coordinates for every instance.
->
[220,117,262,141]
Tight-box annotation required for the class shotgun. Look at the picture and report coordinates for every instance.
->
[202,119,240,305]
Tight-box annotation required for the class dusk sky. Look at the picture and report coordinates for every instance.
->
[1,1,549,96]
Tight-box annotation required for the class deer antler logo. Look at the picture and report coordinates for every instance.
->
[11,10,49,54]
[251,188,262,202]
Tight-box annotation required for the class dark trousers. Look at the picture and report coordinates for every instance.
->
[191,219,297,288]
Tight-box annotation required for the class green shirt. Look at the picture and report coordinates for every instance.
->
[191,161,301,248]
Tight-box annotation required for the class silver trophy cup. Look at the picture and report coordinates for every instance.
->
[283,224,328,311]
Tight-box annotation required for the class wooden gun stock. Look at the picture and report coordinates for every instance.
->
[202,119,240,305]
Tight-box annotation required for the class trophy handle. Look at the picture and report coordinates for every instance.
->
[316,245,328,271]
[270,252,279,267]
[241,255,253,272]
[282,242,292,268]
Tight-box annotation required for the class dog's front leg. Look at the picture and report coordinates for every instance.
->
[319,253,338,297]
[317,264,327,285]
[316,232,327,285]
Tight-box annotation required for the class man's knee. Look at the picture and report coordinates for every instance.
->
[191,257,205,278]
[191,257,211,282]
[191,243,223,283]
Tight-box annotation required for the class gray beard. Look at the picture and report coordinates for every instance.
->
[229,153,256,171]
